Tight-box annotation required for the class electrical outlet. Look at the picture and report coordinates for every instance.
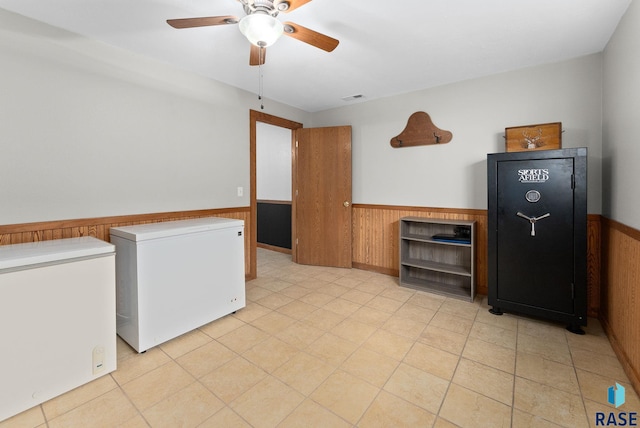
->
[237,187,243,197]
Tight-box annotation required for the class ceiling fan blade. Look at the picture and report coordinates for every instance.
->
[282,22,339,52]
[166,16,238,29]
[275,0,312,13]
[249,44,266,66]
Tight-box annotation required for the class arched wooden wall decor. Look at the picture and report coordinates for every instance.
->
[390,111,453,148]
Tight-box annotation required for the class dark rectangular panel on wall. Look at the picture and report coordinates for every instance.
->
[257,201,292,250]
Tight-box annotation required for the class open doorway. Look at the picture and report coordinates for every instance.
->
[249,110,302,279]
[256,122,293,253]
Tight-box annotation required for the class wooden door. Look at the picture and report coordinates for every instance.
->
[293,126,352,268]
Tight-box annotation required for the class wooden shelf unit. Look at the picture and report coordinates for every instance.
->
[399,217,476,302]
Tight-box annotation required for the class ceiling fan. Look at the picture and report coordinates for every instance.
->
[166,0,339,66]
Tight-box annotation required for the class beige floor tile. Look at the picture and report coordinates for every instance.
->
[231,376,305,428]
[119,414,150,428]
[516,351,579,393]
[433,417,460,428]
[419,324,467,355]
[356,282,389,295]
[199,315,246,339]
[273,351,335,395]
[232,302,272,323]
[430,311,474,336]
[217,323,271,354]
[474,309,518,331]
[341,289,377,305]
[310,370,380,424]
[331,318,377,345]
[381,315,428,340]
[380,286,415,303]
[334,275,366,288]
[158,329,213,359]
[41,375,119,420]
[576,369,639,409]
[261,279,296,292]
[440,384,512,427]
[462,337,516,374]
[142,382,224,428]
[250,311,297,335]
[279,399,351,428]
[323,297,362,317]
[517,331,572,365]
[394,303,437,324]
[299,291,336,307]
[242,336,299,373]
[275,321,325,349]
[571,348,628,379]
[469,321,517,349]
[452,358,514,406]
[276,300,317,320]
[116,335,138,362]
[438,298,479,321]
[320,283,351,297]
[406,292,446,311]
[566,331,617,357]
[246,286,273,301]
[340,347,399,387]
[366,295,405,313]
[583,398,640,428]
[305,332,359,366]
[0,405,45,428]
[200,356,267,404]
[176,340,236,379]
[358,390,436,427]
[296,277,332,289]
[47,388,139,428]
[349,306,393,327]
[121,361,194,411]
[255,292,294,310]
[363,329,414,361]
[403,342,459,380]
[511,409,564,427]
[198,406,251,428]
[514,377,588,427]
[518,318,568,344]
[301,308,346,331]
[112,346,172,385]
[279,284,312,300]
[383,363,448,414]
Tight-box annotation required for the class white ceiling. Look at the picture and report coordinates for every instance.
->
[0,0,631,112]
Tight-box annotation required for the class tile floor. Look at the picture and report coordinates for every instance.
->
[2,248,638,427]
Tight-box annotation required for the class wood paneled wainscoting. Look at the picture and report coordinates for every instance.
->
[352,204,602,317]
[0,207,253,279]
[600,218,640,395]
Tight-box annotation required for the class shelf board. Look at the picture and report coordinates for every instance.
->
[401,258,471,276]
[399,276,472,301]
[401,234,471,247]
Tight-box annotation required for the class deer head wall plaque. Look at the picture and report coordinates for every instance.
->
[390,111,453,148]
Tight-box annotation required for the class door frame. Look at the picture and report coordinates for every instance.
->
[249,110,303,279]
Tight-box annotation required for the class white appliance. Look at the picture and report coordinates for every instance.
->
[110,217,245,353]
[0,237,116,422]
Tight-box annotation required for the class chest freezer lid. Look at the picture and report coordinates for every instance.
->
[0,237,115,270]
[109,217,244,241]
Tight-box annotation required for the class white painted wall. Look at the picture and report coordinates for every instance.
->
[0,9,309,225]
[602,0,640,230]
[256,123,292,201]
[312,55,603,213]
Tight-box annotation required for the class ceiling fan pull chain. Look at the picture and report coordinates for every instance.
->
[258,46,265,109]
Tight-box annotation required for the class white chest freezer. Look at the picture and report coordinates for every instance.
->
[110,217,245,353]
[0,237,116,422]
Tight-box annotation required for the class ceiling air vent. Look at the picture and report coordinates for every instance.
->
[341,94,365,102]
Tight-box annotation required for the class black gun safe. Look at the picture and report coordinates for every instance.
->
[487,147,587,333]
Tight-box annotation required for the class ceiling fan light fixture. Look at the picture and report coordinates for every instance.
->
[239,12,284,47]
